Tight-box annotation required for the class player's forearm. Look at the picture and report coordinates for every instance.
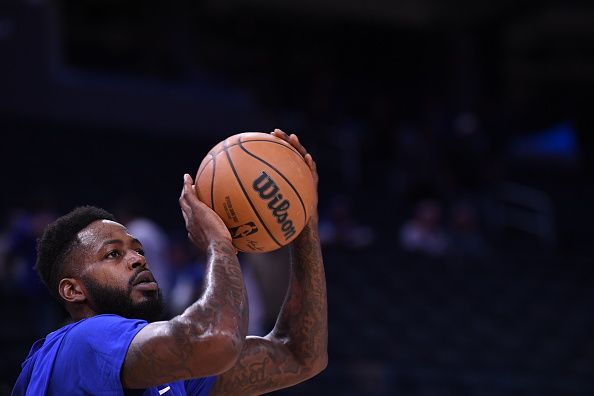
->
[179,240,248,356]
[272,220,328,372]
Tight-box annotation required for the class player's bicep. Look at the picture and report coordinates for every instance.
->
[121,320,195,388]
[122,319,234,389]
[210,335,310,396]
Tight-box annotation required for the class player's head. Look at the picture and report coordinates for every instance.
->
[36,206,164,322]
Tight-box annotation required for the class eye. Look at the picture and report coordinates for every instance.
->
[136,248,145,256]
[105,250,121,259]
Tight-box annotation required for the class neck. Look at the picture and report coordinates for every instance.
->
[67,304,97,322]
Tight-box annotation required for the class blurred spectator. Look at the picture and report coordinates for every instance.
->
[1,208,57,296]
[243,248,291,332]
[319,195,375,249]
[167,234,207,316]
[400,199,448,257]
[240,257,266,336]
[0,208,61,335]
[448,201,487,258]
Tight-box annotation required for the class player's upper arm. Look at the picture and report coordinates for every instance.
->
[210,335,327,396]
[121,316,241,389]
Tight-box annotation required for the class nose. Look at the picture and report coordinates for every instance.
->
[127,250,147,270]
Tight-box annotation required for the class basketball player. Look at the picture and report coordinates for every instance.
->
[12,130,327,395]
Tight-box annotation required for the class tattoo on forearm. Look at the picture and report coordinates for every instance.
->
[279,223,327,359]
[218,357,270,391]
[197,241,249,338]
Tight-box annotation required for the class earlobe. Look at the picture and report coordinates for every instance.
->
[58,278,87,303]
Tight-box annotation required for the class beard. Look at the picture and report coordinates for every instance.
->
[81,270,165,323]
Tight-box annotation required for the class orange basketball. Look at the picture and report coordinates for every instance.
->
[194,132,315,253]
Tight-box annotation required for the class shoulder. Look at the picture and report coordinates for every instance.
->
[60,314,148,359]
[50,315,150,393]
[67,314,147,337]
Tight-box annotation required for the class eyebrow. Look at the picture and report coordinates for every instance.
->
[102,238,142,247]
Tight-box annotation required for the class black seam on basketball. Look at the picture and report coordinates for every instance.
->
[223,139,302,158]
[238,137,308,224]
[223,139,282,248]
[210,153,216,211]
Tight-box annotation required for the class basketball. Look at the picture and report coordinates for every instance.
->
[194,132,315,253]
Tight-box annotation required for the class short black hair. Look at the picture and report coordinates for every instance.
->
[36,206,116,299]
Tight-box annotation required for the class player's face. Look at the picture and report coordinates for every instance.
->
[75,220,164,322]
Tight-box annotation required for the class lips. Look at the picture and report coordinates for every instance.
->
[132,270,156,286]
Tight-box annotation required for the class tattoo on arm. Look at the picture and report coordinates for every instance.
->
[211,222,328,395]
[274,223,327,361]
[200,241,249,339]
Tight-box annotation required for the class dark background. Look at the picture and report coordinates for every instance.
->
[1,0,594,395]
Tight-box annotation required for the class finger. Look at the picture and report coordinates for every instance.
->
[184,176,202,204]
[289,133,307,157]
[181,174,191,194]
[184,173,194,190]
[304,153,315,170]
[179,174,195,209]
[180,174,190,201]
[271,128,290,141]
[179,196,192,218]
[179,199,191,227]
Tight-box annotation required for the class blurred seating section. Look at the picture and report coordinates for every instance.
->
[1,0,594,395]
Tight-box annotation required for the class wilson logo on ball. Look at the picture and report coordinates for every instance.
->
[252,171,296,240]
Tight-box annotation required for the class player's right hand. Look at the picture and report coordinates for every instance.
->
[179,173,233,252]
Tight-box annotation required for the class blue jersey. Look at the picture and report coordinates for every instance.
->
[12,314,216,396]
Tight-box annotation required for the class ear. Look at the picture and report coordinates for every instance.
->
[58,278,87,303]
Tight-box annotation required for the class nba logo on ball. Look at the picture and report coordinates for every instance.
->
[229,222,259,239]
[194,132,315,253]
